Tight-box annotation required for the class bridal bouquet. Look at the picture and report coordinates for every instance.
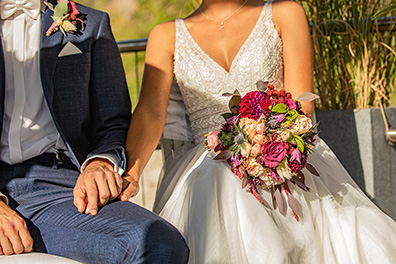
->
[206,81,320,221]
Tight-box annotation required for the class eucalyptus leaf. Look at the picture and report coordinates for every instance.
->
[296,92,320,102]
[271,190,277,210]
[292,172,310,192]
[256,81,269,91]
[228,95,242,112]
[287,192,299,216]
[306,163,320,177]
[274,187,285,215]
[54,0,69,18]
[214,150,233,160]
[241,173,248,189]
[222,89,241,97]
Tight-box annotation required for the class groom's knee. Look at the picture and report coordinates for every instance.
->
[124,218,189,264]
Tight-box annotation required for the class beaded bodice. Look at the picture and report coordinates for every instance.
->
[174,1,283,143]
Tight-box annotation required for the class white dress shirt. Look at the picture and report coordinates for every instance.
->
[0,0,62,165]
[0,0,122,203]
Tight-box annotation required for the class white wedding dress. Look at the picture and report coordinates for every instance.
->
[153,2,396,263]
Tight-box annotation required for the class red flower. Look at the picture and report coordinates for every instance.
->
[57,0,80,16]
[289,152,308,172]
[239,91,267,120]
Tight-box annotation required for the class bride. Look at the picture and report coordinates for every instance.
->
[121,0,396,263]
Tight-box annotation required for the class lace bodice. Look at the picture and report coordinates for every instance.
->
[174,1,283,143]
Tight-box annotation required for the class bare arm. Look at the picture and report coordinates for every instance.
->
[120,22,176,200]
[272,0,314,116]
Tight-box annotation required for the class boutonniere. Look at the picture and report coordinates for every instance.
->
[44,0,86,37]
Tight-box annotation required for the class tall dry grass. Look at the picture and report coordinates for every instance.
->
[300,0,396,110]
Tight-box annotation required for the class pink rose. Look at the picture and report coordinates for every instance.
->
[207,131,220,150]
[261,141,287,168]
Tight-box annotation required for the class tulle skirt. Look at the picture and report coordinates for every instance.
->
[153,138,396,264]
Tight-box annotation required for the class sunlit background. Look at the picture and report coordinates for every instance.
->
[77,0,396,110]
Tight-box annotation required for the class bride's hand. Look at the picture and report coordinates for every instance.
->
[119,174,140,201]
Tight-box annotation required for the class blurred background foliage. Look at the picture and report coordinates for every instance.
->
[77,0,396,110]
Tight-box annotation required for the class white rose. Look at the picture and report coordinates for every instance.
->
[291,116,312,135]
[246,157,265,177]
[276,160,293,180]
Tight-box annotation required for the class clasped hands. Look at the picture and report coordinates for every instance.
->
[0,158,138,255]
[73,158,140,215]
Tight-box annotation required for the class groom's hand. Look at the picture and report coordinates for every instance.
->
[0,200,33,255]
[73,158,123,215]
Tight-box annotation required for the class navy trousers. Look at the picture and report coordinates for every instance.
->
[0,155,189,264]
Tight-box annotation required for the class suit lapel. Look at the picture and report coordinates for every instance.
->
[40,2,64,107]
[0,35,5,132]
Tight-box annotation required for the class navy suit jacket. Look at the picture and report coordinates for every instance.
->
[0,0,132,170]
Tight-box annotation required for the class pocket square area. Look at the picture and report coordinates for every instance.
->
[58,42,82,57]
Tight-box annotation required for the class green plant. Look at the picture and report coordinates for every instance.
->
[299,0,396,110]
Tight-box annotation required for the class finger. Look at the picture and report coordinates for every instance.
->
[114,172,123,196]
[85,178,99,215]
[95,173,112,207]
[19,226,33,253]
[73,185,87,213]
[6,220,26,254]
[0,245,3,255]
[0,234,15,255]
[107,173,122,201]
[120,181,139,202]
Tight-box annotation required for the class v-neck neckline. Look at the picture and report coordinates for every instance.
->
[179,2,267,74]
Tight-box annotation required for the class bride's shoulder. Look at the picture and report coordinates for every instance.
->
[149,21,176,41]
[271,0,309,38]
[147,21,176,54]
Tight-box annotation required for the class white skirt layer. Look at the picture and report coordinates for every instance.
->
[154,138,396,264]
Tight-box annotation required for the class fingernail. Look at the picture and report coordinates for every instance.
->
[91,209,97,215]
[121,194,128,201]
[85,206,90,214]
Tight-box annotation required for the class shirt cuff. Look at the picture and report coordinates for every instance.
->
[80,153,125,175]
[0,192,9,205]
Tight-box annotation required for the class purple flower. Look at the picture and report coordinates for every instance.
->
[261,141,287,168]
[290,148,301,163]
[226,115,239,125]
[231,154,242,167]
[269,171,281,182]
[268,114,286,128]
[273,114,286,122]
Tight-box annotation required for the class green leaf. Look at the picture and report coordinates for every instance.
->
[221,113,235,120]
[285,132,294,142]
[288,110,299,122]
[271,103,288,114]
[294,135,305,153]
[54,0,69,18]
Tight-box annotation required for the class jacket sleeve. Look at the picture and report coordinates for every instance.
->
[85,12,131,170]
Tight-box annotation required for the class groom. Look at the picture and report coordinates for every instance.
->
[0,0,189,263]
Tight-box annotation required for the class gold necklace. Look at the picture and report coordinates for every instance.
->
[198,0,248,29]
